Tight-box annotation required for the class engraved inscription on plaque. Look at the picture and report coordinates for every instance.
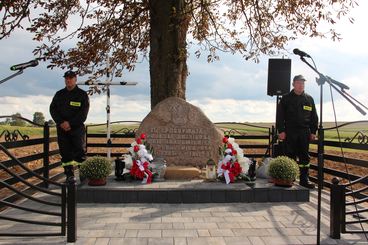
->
[148,127,213,162]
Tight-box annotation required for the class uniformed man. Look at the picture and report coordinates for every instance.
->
[276,75,318,189]
[50,70,90,178]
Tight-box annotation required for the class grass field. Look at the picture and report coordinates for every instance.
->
[0,125,57,137]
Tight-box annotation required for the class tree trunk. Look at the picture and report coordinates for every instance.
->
[149,0,189,109]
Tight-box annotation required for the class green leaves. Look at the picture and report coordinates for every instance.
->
[80,156,112,179]
[268,156,299,181]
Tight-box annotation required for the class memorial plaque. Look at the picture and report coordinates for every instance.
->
[137,97,223,167]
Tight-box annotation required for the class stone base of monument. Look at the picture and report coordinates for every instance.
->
[164,166,202,180]
[77,175,309,203]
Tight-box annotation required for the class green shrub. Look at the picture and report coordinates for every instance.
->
[268,156,299,181]
[80,156,112,179]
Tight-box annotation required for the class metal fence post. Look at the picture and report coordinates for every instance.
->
[330,177,344,239]
[43,121,50,188]
[85,125,88,156]
[67,176,77,243]
[271,125,275,158]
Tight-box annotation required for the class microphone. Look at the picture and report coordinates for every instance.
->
[10,59,39,71]
[293,48,311,58]
[326,76,350,90]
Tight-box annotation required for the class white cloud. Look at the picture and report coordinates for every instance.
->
[0,94,151,124]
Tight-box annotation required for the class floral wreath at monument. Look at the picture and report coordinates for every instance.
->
[217,136,256,184]
[123,133,157,184]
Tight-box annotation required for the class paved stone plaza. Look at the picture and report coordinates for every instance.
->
[0,189,367,245]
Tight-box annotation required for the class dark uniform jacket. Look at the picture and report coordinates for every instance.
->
[277,90,318,134]
[50,86,89,128]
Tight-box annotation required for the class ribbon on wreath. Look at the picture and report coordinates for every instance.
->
[131,159,153,184]
[217,155,234,184]
[217,154,242,184]
[221,162,234,184]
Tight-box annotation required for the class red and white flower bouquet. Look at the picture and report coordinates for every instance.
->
[124,133,155,184]
[217,136,251,184]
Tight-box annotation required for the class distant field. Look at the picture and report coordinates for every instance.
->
[1,121,367,142]
[0,125,57,137]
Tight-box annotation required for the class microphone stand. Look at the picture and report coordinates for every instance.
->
[298,56,367,245]
[0,69,24,85]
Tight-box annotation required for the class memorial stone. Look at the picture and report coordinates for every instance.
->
[137,97,223,167]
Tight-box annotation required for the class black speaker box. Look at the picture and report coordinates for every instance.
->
[267,59,291,96]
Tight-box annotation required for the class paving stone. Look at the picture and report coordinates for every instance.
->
[147,238,173,245]
[261,236,303,244]
[238,222,252,228]
[232,228,270,237]
[181,212,212,217]
[137,230,162,238]
[72,237,97,245]
[150,223,173,229]
[248,236,266,245]
[267,227,305,236]
[95,238,110,245]
[197,229,211,237]
[224,237,252,245]
[174,238,187,245]
[249,221,285,229]
[295,235,318,244]
[125,229,139,238]
[162,217,193,223]
[131,217,162,223]
[109,238,148,245]
[183,223,217,229]
[186,237,226,245]
[217,222,241,229]
[208,229,234,237]
[86,229,126,238]
[116,223,150,230]
[162,229,198,238]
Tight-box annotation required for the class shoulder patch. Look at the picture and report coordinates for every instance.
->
[70,101,81,107]
[303,105,312,111]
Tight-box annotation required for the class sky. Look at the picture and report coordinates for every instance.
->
[0,2,367,124]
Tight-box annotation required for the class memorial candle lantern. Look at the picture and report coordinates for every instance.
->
[205,159,217,181]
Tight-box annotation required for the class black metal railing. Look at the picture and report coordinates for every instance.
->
[330,177,368,239]
[215,122,273,158]
[0,116,62,195]
[85,120,141,157]
[0,144,76,242]
[308,121,368,197]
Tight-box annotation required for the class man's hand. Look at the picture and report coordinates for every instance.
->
[278,132,286,141]
[310,134,316,141]
[60,121,71,131]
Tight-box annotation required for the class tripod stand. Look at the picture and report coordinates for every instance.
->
[297,55,367,245]
[0,70,24,85]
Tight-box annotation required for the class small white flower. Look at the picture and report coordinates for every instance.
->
[225,148,232,154]
[128,147,134,155]
[146,154,153,161]
[239,158,250,173]
[228,137,235,144]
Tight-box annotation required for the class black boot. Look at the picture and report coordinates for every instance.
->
[299,167,315,189]
[64,165,74,178]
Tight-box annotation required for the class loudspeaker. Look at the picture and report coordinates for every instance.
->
[267,59,291,96]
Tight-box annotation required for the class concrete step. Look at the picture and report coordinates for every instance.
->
[77,176,309,203]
